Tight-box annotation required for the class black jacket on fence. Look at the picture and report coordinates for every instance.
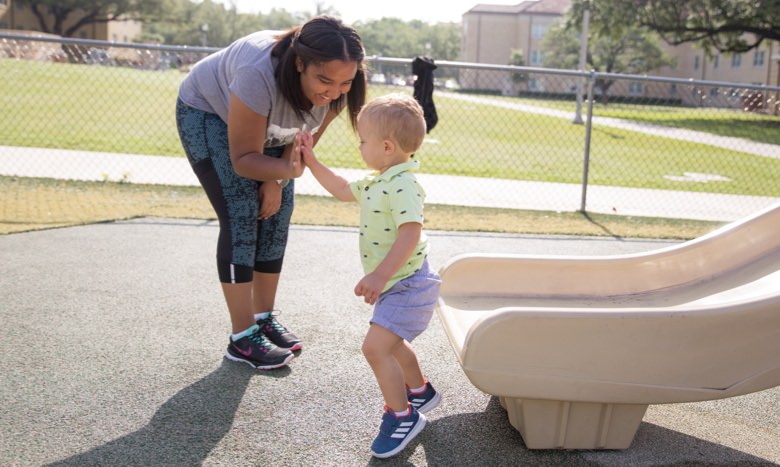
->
[412,56,438,133]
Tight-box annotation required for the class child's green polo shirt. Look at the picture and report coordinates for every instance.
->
[349,160,429,292]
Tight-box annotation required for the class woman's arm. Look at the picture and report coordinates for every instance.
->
[227,93,302,181]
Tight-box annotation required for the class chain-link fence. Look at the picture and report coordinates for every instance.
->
[2,32,779,226]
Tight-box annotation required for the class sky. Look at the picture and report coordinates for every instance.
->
[213,0,522,24]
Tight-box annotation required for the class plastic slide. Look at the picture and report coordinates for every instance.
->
[435,202,780,449]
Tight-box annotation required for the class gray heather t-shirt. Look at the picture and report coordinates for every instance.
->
[178,30,329,148]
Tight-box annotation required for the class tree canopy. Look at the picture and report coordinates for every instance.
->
[15,0,165,37]
[568,0,780,54]
[544,4,675,102]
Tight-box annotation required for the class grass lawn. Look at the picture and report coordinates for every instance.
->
[2,59,778,197]
[0,59,777,235]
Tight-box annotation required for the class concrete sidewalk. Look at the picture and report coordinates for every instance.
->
[2,218,779,466]
[2,145,778,222]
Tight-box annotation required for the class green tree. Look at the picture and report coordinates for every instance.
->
[542,6,675,103]
[144,0,301,46]
[15,0,164,37]
[573,0,780,54]
[506,48,528,95]
[355,17,459,60]
[508,49,528,82]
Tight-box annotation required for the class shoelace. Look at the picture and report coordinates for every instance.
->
[248,331,274,351]
[262,314,287,335]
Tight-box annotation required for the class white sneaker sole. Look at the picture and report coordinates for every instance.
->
[224,349,294,370]
[371,413,427,459]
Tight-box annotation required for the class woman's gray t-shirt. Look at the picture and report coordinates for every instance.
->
[178,30,329,148]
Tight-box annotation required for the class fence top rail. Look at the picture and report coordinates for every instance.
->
[3,32,778,93]
[368,56,780,93]
[0,32,219,54]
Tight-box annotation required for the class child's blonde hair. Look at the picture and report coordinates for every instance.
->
[358,93,426,154]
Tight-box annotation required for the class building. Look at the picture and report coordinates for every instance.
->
[0,0,141,43]
[460,0,779,111]
[460,0,573,94]
[655,41,779,110]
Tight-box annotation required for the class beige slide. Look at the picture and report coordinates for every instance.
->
[435,202,780,449]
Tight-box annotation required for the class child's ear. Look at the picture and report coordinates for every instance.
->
[383,139,395,155]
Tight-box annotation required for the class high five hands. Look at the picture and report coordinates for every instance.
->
[294,126,314,168]
[258,126,311,220]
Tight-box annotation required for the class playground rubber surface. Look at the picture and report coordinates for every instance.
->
[2,218,778,466]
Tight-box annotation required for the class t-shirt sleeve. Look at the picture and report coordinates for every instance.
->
[389,179,425,227]
[229,64,274,117]
[349,179,365,200]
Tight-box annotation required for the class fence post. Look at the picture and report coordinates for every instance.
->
[579,71,596,212]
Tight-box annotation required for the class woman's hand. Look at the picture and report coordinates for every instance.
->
[257,181,283,220]
[284,132,307,179]
[295,130,315,167]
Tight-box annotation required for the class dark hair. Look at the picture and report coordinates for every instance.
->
[272,16,367,130]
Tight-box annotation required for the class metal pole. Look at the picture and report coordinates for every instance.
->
[573,0,590,124]
[580,71,595,212]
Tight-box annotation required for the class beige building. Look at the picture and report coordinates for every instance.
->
[460,0,779,111]
[0,0,141,42]
[461,0,572,94]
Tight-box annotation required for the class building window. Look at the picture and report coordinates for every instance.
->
[753,50,765,67]
[713,55,719,69]
[530,50,543,65]
[531,23,547,40]
[694,56,700,69]
[670,84,677,96]
[710,87,719,97]
[628,82,643,96]
[731,53,742,67]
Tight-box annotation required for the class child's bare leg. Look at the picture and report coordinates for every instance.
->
[362,324,408,412]
[393,340,425,389]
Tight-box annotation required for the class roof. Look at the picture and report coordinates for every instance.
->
[465,0,571,16]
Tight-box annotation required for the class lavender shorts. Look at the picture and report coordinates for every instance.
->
[370,259,442,342]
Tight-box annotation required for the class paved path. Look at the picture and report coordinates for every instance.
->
[2,219,779,466]
[441,91,780,160]
[2,145,777,222]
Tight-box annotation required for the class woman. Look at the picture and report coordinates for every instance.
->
[176,16,367,370]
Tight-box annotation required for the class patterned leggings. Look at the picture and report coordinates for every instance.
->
[175,98,294,283]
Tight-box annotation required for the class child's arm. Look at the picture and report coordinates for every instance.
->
[297,131,356,202]
[354,222,422,305]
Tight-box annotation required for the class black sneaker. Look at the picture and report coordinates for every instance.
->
[225,324,294,370]
[257,312,302,351]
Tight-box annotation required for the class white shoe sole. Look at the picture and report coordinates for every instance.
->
[371,413,427,459]
[416,391,441,414]
[224,349,294,370]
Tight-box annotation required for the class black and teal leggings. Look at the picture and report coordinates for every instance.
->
[176,98,294,284]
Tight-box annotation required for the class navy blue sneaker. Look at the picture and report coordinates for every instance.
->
[370,406,426,458]
[257,312,302,351]
[225,324,294,370]
[407,381,441,414]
